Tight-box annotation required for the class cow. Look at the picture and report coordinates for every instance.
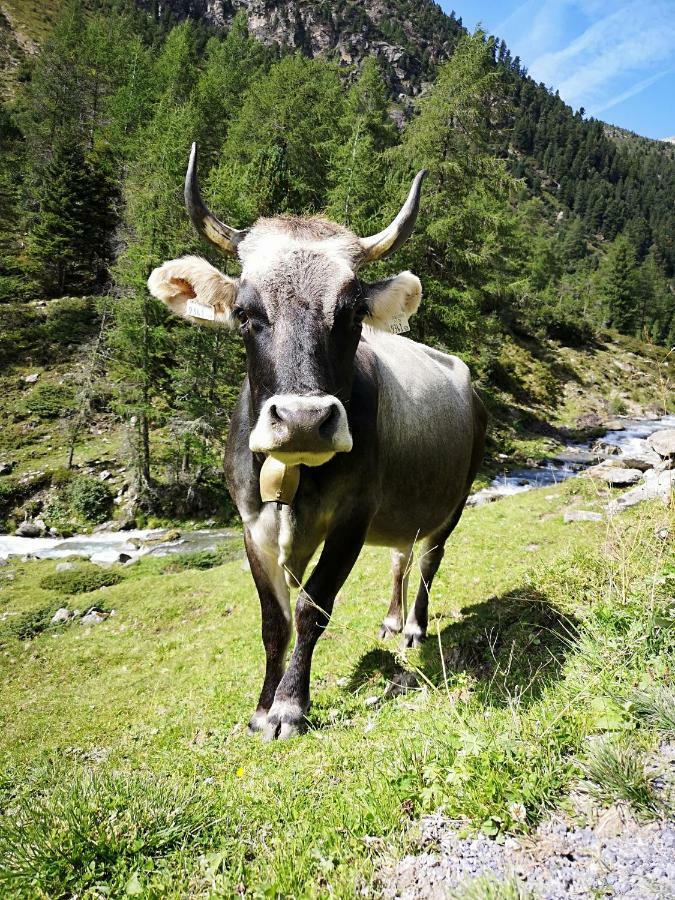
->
[148,144,487,741]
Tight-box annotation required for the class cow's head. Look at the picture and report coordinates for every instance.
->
[148,144,425,466]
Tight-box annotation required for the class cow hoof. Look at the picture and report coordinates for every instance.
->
[247,709,268,735]
[379,616,402,639]
[262,700,306,742]
[403,626,426,649]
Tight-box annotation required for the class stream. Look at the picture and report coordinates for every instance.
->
[0,528,237,563]
[1,415,673,561]
[468,413,675,506]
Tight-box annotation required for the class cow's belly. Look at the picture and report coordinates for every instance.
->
[360,330,476,546]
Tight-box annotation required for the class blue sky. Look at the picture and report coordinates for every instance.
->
[439,0,675,140]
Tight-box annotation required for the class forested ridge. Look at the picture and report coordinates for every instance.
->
[0,0,673,520]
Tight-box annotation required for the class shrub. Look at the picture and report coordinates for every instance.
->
[161,544,238,573]
[24,383,76,420]
[40,567,122,594]
[67,477,113,524]
[0,605,61,642]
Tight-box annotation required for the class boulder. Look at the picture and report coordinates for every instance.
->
[585,466,643,487]
[613,452,661,472]
[15,520,44,538]
[55,562,75,573]
[51,608,71,625]
[607,469,675,513]
[143,529,181,544]
[592,440,620,456]
[80,608,107,627]
[647,429,675,461]
[0,462,13,476]
[21,373,40,384]
[564,510,603,523]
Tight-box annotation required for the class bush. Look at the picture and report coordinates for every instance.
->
[24,383,76,420]
[0,605,61,642]
[39,567,122,594]
[161,543,240,573]
[67,477,113,524]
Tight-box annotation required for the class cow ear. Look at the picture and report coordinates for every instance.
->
[147,255,237,327]
[363,271,422,332]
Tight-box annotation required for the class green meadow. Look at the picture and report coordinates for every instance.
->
[1,481,673,897]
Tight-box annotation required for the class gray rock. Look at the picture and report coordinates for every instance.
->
[80,608,107,627]
[614,452,661,471]
[592,440,621,456]
[647,428,675,460]
[55,562,75,573]
[15,520,44,538]
[22,373,40,384]
[564,509,603,522]
[50,608,71,625]
[608,468,675,513]
[384,671,421,698]
[587,466,643,486]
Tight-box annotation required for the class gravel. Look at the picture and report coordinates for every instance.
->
[382,744,675,900]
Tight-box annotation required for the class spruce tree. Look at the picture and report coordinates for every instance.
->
[325,58,398,233]
[600,236,639,334]
[26,140,118,296]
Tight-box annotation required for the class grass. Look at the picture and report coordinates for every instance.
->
[579,737,662,819]
[454,876,535,899]
[0,482,673,897]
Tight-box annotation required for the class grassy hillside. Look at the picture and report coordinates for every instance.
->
[0,482,673,895]
[0,0,60,98]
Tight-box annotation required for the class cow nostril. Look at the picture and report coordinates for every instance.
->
[318,403,338,437]
[269,404,282,423]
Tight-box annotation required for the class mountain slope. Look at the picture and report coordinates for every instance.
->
[133,0,464,98]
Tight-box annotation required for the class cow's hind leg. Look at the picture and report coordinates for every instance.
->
[244,527,292,734]
[403,500,468,649]
[379,544,413,639]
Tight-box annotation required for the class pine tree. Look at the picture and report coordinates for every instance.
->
[393,32,523,349]
[212,54,343,217]
[325,58,398,233]
[600,236,639,334]
[26,140,118,296]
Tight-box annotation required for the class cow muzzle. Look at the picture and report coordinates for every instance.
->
[249,394,353,466]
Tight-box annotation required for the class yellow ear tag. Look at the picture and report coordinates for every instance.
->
[259,456,300,505]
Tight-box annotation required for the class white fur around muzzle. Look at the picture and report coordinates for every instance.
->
[249,394,353,466]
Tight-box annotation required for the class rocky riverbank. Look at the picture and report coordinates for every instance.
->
[470,416,675,510]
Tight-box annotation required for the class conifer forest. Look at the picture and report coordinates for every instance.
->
[1,0,673,517]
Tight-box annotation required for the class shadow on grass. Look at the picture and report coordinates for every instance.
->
[348,587,579,709]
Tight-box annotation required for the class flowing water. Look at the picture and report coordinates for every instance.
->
[1,415,673,560]
[469,413,675,505]
[0,528,237,563]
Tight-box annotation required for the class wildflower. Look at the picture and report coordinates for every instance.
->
[508,801,527,823]
[236,766,244,778]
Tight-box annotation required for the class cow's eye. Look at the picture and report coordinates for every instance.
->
[233,307,249,327]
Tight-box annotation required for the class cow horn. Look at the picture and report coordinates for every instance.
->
[358,169,427,264]
[184,142,248,256]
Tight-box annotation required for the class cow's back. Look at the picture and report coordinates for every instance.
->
[361,329,481,546]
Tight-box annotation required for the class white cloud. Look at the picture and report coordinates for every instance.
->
[527,0,675,113]
[594,68,672,114]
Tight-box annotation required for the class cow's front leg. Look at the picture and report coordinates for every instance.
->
[244,527,292,734]
[264,519,368,741]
